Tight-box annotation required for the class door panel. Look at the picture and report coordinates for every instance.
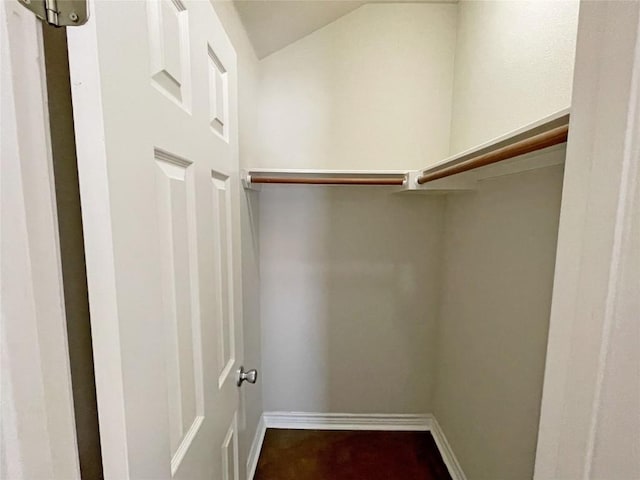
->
[67,1,241,478]
[153,149,204,472]
[147,0,191,110]
[211,170,236,388]
[221,414,239,480]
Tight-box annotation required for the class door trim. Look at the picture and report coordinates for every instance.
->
[534,1,640,477]
[1,2,79,477]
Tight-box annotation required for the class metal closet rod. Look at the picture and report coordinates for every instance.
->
[416,124,570,185]
[249,176,406,186]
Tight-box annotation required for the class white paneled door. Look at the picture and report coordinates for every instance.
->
[67,1,242,478]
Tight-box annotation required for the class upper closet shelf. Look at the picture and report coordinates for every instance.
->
[242,169,408,190]
[243,109,570,192]
[403,108,570,192]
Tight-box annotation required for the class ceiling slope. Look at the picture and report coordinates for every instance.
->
[234,0,455,59]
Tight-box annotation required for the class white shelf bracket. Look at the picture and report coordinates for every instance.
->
[241,170,261,191]
[402,170,478,193]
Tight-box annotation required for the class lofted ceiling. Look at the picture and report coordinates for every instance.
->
[233,0,457,59]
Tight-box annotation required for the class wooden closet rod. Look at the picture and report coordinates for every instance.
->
[416,124,569,185]
[250,176,406,186]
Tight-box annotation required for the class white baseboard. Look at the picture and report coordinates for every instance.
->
[247,412,466,480]
[429,415,467,480]
[263,411,433,431]
[246,415,266,480]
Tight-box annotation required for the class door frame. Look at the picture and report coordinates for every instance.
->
[534,1,640,478]
[1,2,79,478]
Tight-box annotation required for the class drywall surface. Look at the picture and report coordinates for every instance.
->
[234,0,363,59]
[260,187,444,413]
[257,3,457,170]
[433,154,565,479]
[210,1,262,473]
[449,0,579,154]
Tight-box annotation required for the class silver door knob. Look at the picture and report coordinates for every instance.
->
[236,366,258,387]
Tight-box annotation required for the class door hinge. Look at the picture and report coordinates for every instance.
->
[18,0,88,27]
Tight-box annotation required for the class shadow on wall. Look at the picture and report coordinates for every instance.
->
[258,186,445,414]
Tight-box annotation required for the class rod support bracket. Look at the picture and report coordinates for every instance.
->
[241,171,261,191]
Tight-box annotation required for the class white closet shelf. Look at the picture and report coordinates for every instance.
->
[242,169,408,189]
[403,108,571,192]
[244,109,570,193]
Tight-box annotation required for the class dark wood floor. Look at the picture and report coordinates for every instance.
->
[254,429,452,480]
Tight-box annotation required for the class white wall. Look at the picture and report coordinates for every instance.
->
[253,0,575,431]
[432,152,565,480]
[260,187,444,413]
[254,1,458,415]
[236,4,580,478]
[428,4,579,477]
[257,3,458,170]
[449,0,579,154]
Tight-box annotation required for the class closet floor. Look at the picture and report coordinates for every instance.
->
[254,429,452,480]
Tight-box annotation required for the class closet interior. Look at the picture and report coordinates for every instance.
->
[235,1,579,479]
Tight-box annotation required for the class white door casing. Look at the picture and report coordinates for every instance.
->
[1,1,80,478]
[535,1,640,478]
[67,0,243,478]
